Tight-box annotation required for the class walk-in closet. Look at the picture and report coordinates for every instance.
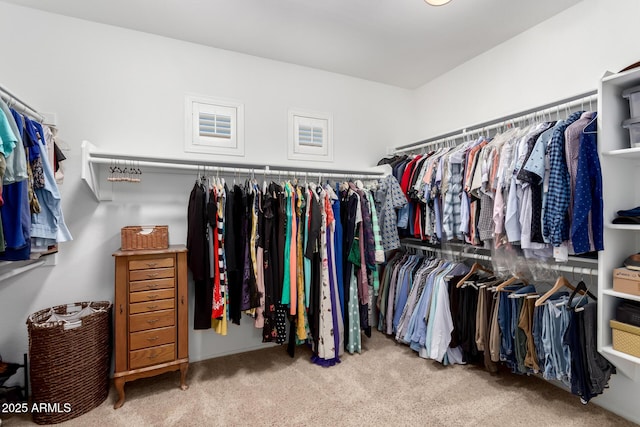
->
[1,0,640,425]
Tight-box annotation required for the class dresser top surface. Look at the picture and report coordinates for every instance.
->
[113,244,187,257]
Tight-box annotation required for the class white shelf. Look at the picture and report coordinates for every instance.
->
[602,67,640,87]
[603,289,640,303]
[0,253,57,283]
[603,147,640,159]
[605,223,640,231]
[81,141,388,202]
[601,346,640,381]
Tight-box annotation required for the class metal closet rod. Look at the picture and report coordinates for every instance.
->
[89,157,385,180]
[395,89,598,154]
[401,243,598,276]
[0,83,45,122]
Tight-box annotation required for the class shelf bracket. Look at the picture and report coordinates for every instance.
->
[81,140,113,201]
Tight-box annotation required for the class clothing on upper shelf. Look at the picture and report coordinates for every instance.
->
[0,98,71,260]
[385,113,603,261]
[186,177,386,366]
[377,250,614,404]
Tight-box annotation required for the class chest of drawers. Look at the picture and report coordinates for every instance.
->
[112,245,189,409]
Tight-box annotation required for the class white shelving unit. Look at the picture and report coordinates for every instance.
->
[598,67,640,381]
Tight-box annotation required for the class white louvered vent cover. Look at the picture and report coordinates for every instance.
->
[298,125,323,146]
[199,112,232,139]
[288,109,333,162]
[185,95,244,156]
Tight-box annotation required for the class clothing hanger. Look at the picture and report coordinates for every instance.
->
[567,268,597,307]
[583,111,598,134]
[567,279,596,308]
[495,273,528,292]
[456,262,493,288]
[535,275,579,307]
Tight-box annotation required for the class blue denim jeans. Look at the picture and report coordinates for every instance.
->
[533,305,545,373]
[542,293,571,384]
[498,284,528,366]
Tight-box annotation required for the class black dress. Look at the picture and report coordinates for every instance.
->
[226,185,245,325]
[188,181,212,330]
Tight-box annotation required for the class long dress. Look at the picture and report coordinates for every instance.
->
[312,188,343,366]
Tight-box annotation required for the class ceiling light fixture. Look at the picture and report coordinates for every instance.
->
[424,0,452,5]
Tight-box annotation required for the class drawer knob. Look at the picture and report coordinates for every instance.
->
[147,273,159,278]
[147,305,159,310]
[148,352,158,359]
[146,284,159,290]
[146,262,158,267]
[148,294,159,299]
[147,319,159,324]
[147,336,159,342]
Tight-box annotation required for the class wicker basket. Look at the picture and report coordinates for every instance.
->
[27,301,112,424]
[610,319,640,358]
[121,225,168,251]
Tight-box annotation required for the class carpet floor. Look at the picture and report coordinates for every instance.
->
[2,331,636,426]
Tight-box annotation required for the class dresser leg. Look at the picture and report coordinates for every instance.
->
[114,377,126,409]
[179,363,189,391]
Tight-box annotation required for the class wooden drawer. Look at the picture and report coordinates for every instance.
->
[130,298,175,314]
[129,288,175,303]
[129,343,175,369]
[129,267,174,282]
[129,257,174,271]
[130,309,175,332]
[129,278,175,293]
[130,326,175,351]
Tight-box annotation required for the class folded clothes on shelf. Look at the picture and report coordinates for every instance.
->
[617,206,640,217]
[613,216,640,224]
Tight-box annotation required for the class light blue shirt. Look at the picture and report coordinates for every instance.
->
[0,100,28,184]
[0,109,16,157]
[30,131,73,243]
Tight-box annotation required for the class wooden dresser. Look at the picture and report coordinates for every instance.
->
[112,245,189,409]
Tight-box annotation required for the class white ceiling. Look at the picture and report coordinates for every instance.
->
[3,0,582,89]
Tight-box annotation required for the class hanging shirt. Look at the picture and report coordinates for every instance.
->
[0,99,27,184]
[563,112,595,251]
[544,111,584,246]
[30,131,73,243]
[572,114,604,253]
[375,174,407,251]
[0,109,16,157]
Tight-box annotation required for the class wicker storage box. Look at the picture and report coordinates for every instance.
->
[610,319,640,358]
[27,301,112,424]
[121,225,168,251]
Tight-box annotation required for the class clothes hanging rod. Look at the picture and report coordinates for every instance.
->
[401,243,598,276]
[88,156,386,180]
[395,90,598,154]
[0,83,45,122]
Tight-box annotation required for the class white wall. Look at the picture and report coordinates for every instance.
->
[0,0,414,373]
[413,0,640,140]
[412,0,640,423]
